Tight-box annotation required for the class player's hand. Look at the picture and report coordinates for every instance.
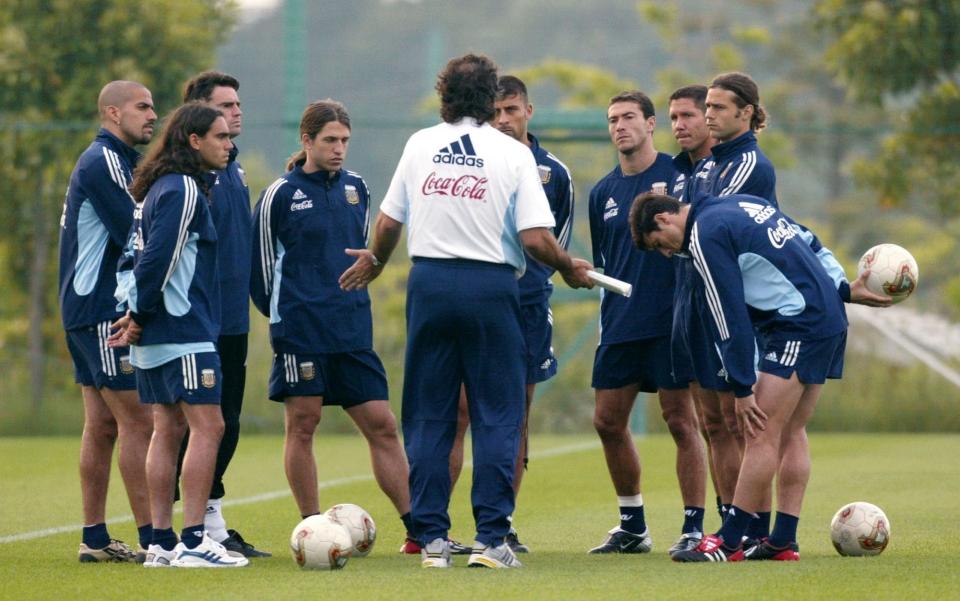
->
[560,257,595,289]
[339,248,385,291]
[735,393,766,439]
[107,311,141,347]
[849,270,894,307]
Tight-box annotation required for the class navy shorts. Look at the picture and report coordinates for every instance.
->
[136,352,221,405]
[521,301,557,385]
[683,306,733,392]
[592,336,689,392]
[268,350,388,407]
[65,321,136,390]
[758,331,846,384]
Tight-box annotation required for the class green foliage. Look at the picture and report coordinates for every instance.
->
[0,0,236,412]
[816,0,960,98]
[516,60,638,109]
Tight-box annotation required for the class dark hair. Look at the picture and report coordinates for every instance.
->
[497,75,528,102]
[669,85,708,113]
[709,72,767,131]
[182,71,240,103]
[130,103,222,202]
[436,53,498,124]
[609,90,655,119]
[628,192,682,249]
[286,99,351,172]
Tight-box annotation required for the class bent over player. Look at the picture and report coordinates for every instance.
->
[630,193,889,562]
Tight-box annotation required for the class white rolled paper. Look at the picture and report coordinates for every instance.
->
[587,270,632,298]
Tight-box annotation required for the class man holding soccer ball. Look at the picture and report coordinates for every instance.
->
[630,192,890,562]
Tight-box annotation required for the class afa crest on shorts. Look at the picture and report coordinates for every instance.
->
[201,368,217,389]
[299,361,316,381]
[344,185,360,205]
[120,355,134,375]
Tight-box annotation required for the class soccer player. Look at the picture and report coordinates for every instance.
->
[587,91,706,555]
[704,72,777,202]
[339,53,592,569]
[59,80,156,562]
[444,75,575,555]
[702,71,780,544]
[179,71,268,557]
[110,103,247,568]
[250,100,413,546]
[630,192,890,562]
[667,85,741,544]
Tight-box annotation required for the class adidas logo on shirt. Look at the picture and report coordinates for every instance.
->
[604,197,619,221]
[739,201,776,224]
[433,134,485,167]
[292,188,307,200]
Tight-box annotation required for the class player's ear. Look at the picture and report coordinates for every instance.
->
[188,133,202,151]
[653,212,670,228]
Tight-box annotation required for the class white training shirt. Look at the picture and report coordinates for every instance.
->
[379,119,555,273]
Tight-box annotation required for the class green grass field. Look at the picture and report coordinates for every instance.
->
[1,433,958,600]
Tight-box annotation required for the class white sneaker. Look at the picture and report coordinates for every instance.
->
[467,540,522,568]
[170,534,249,568]
[420,537,451,568]
[142,544,176,568]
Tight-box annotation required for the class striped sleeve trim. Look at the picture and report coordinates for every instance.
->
[548,153,575,249]
[101,147,135,202]
[161,176,198,290]
[719,151,757,196]
[258,177,287,293]
[689,222,731,340]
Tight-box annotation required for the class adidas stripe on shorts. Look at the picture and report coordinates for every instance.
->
[65,321,136,390]
[757,331,846,384]
[136,351,222,405]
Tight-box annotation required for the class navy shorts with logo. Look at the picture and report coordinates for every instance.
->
[758,331,846,384]
[136,351,221,405]
[592,336,689,392]
[521,301,557,385]
[268,349,388,407]
[65,321,136,390]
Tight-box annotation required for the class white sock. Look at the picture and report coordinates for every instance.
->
[617,494,643,507]
[204,498,229,542]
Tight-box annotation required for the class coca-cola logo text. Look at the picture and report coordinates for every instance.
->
[421,171,488,201]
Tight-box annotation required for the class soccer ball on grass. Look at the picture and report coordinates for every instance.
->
[289,514,353,570]
[830,501,890,557]
[324,503,377,557]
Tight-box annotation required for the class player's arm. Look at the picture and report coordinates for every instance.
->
[519,227,592,289]
[587,187,604,269]
[81,158,137,246]
[718,158,776,206]
[128,183,196,326]
[789,215,893,307]
[250,184,284,317]
[687,220,757,398]
[338,212,402,291]
[552,168,574,251]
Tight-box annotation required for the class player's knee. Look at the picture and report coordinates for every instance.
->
[287,410,320,439]
[85,414,119,443]
[662,410,698,443]
[366,411,400,442]
[593,411,627,440]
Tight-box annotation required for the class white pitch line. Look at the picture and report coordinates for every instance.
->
[0,440,599,544]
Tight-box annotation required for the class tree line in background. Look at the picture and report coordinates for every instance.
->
[0,0,957,433]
